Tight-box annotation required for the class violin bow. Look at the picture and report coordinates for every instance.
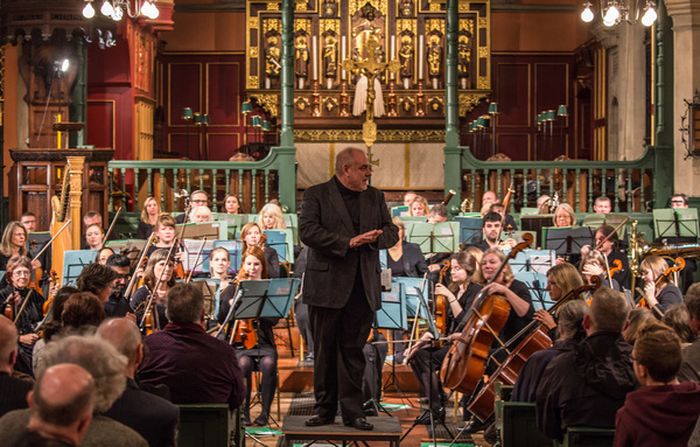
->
[100,207,123,249]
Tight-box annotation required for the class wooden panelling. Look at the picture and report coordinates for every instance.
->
[498,133,531,160]
[168,63,202,127]
[86,100,116,149]
[495,63,530,127]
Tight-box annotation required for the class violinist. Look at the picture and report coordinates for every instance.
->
[585,224,630,289]
[639,255,683,316]
[406,250,482,424]
[489,202,518,231]
[580,250,622,292]
[131,249,176,332]
[84,224,105,251]
[137,196,161,239]
[0,222,39,271]
[224,194,242,215]
[104,254,134,318]
[96,247,115,265]
[258,202,287,231]
[76,263,120,306]
[387,217,428,277]
[537,262,586,334]
[240,222,280,278]
[208,247,234,321]
[0,256,44,375]
[146,214,179,257]
[217,246,278,427]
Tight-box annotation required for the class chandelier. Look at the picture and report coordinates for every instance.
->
[82,0,160,21]
[580,0,657,26]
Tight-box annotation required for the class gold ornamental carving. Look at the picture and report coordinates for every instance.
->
[267,1,280,10]
[263,18,281,34]
[320,19,340,34]
[294,128,446,142]
[459,92,487,116]
[349,0,387,18]
[295,18,312,34]
[251,94,279,116]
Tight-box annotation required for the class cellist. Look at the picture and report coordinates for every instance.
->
[639,255,683,316]
[405,250,482,424]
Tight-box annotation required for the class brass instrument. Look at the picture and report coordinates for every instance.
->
[460,197,473,213]
[442,189,457,207]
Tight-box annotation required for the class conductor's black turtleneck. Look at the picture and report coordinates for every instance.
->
[334,176,361,235]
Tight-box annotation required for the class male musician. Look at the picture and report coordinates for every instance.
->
[428,204,448,224]
[473,212,507,251]
[670,193,689,209]
[489,202,518,230]
[19,213,37,233]
[105,254,134,318]
[175,190,209,224]
[593,196,612,214]
[299,147,398,431]
[667,193,697,291]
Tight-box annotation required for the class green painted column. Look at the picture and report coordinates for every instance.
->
[652,0,673,208]
[444,0,461,208]
[276,0,297,211]
[70,38,87,148]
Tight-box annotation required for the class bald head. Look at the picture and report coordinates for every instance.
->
[0,315,18,371]
[96,318,142,365]
[31,364,95,427]
[334,147,370,192]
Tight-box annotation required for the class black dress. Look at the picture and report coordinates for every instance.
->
[137,221,155,240]
[0,286,44,376]
[131,286,168,332]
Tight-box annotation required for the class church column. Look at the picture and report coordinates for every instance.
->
[666,0,700,199]
[277,0,297,211]
[443,0,461,204]
[70,38,87,148]
[616,22,647,160]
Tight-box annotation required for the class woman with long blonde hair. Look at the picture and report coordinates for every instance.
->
[130,248,176,332]
[137,196,161,239]
[258,202,286,230]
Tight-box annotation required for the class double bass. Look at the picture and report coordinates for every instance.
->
[439,234,533,395]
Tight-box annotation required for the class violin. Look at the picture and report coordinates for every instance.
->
[230,318,258,349]
[439,233,533,395]
[41,271,59,315]
[434,260,450,336]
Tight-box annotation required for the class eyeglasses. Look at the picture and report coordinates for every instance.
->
[191,199,207,204]
[12,270,31,278]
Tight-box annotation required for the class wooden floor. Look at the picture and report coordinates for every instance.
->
[245,357,489,447]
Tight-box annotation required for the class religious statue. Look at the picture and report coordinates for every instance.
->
[323,34,338,78]
[399,0,414,16]
[427,34,443,79]
[265,35,281,79]
[398,35,414,79]
[321,0,337,16]
[457,34,471,82]
[295,35,310,79]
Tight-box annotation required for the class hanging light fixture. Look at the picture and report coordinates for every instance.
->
[82,0,160,21]
[580,0,657,27]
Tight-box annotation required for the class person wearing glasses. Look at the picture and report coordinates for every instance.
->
[670,193,689,209]
[667,193,696,292]
[176,190,209,224]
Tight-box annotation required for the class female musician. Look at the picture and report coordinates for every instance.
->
[592,224,629,288]
[258,202,287,230]
[137,196,161,239]
[189,206,213,223]
[224,194,242,215]
[146,213,178,257]
[217,246,278,427]
[208,247,234,320]
[0,221,38,271]
[552,204,576,227]
[408,196,430,217]
[131,249,176,332]
[240,222,280,278]
[537,262,585,333]
[0,256,45,374]
[406,250,482,423]
[579,249,622,293]
[97,247,115,265]
[387,217,428,277]
[639,255,683,315]
[84,224,105,250]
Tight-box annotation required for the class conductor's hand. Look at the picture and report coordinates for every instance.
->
[349,229,383,248]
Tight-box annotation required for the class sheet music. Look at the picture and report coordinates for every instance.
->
[182,239,215,273]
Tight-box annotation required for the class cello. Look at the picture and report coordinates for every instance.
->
[467,277,601,421]
[637,256,685,318]
[439,234,533,395]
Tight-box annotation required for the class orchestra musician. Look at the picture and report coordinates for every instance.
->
[189,206,212,223]
[0,256,45,375]
[0,222,39,271]
[240,222,280,278]
[137,196,161,239]
[146,214,179,258]
[96,247,115,265]
[208,247,234,321]
[387,217,428,277]
[258,203,287,231]
[405,250,483,424]
[552,204,576,227]
[19,212,38,233]
[84,224,105,251]
[408,196,429,217]
[131,249,176,332]
[588,224,630,289]
[639,255,683,315]
[176,190,209,224]
[536,262,585,334]
[217,246,278,427]
[223,194,242,215]
[580,250,622,291]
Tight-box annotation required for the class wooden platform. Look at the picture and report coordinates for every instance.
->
[280,416,402,447]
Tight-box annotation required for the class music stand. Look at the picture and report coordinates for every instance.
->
[377,283,408,331]
[513,271,552,311]
[283,213,300,245]
[212,213,248,239]
[454,216,483,246]
[400,216,429,223]
[581,213,628,239]
[213,240,243,273]
[509,249,556,274]
[432,222,460,253]
[62,250,97,286]
[105,239,147,255]
[28,232,51,290]
[193,278,220,326]
[653,208,700,242]
[264,229,294,264]
[404,223,433,253]
[394,277,429,319]
[521,215,554,248]
[176,222,228,240]
[545,227,593,260]
[182,239,214,275]
[391,205,409,217]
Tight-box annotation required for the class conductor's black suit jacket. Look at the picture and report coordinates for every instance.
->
[299,178,398,311]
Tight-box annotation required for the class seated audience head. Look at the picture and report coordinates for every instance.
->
[144,249,176,290]
[77,263,119,303]
[27,364,95,445]
[84,224,105,250]
[82,211,102,230]
[96,318,143,377]
[42,286,80,342]
[556,300,589,342]
[585,287,630,335]
[140,196,160,224]
[189,205,212,223]
[0,221,28,257]
[166,283,205,325]
[594,224,618,254]
[334,147,370,192]
[224,194,241,214]
[209,247,232,278]
[237,246,268,281]
[0,315,18,374]
[240,222,264,252]
[38,335,127,412]
[662,303,695,344]
[19,212,37,233]
[684,284,700,335]
[61,292,106,331]
[623,307,656,344]
[96,247,115,266]
[403,191,418,207]
[449,250,478,292]
[258,202,286,230]
[428,204,448,223]
[482,212,502,243]
[553,203,576,227]
[6,255,32,289]
[639,255,670,287]
[670,193,689,209]
[155,213,177,245]
[189,190,209,208]
[409,196,429,217]
[106,254,132,294]
[633,322,682,385]
[546,262,585,302]
[593,196,612,214]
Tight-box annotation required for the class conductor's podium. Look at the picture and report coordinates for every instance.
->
[281,416,401,447]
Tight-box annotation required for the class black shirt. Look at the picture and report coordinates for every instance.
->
[334,176,360,235]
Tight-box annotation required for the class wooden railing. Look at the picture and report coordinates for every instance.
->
[457,146,668,214]
[108,147,296,214]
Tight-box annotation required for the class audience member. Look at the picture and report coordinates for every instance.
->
[614,323,700,447]
[623,307,655,345]
[678,287,700,381]
[0,315,32,417]
[76,263,119,305]
[663,303,695,344]
[137,283,245,409]
[536,287,635,442]
[98,318,179,447]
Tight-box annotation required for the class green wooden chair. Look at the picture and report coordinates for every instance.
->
[557,426,615,447]
[177,404,243,447]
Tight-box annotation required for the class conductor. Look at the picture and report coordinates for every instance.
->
[300,147,398,431]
